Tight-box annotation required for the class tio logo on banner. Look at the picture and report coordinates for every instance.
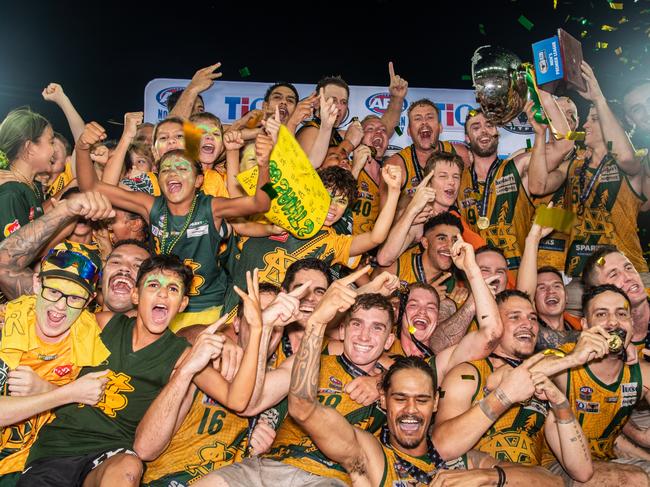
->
[224,96,264,120]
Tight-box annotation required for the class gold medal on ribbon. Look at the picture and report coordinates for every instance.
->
[477,217,490,230]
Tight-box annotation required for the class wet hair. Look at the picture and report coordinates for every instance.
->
[135,254,193,296]
[153,116,185,146]
[317,166,357,208]
[495,289,531,306]
[582,245,620,287]
[166,91,204,112]
[316,76,349,98]
[159,149,203,175]
[281,258,332,291]
[381,355,437,393]
[406,282,439,307]
[53,132,72,156]
[424,151,464,175]
[344,293,395,328]
[422,211,463,237]
[0,107,51,163]
[407,99,440,122]
[236,282,281,318]
[582,284,631,314]
[124,141,154,173]
[264,82,299,103]
[189,112,224,134]
[111,238,151,256]
[537,266,564,282]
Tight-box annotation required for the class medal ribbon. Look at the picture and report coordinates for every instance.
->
[471,158,501,218]
[578,153,613,207]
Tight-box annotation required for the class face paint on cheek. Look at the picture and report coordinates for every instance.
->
[143,274,184,294]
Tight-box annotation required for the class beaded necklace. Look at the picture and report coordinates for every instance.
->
[160,194,198,255]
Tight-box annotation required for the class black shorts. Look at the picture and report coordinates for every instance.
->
[17,448,136,487]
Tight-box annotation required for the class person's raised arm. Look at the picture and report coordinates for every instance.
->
[436,235,503,378]
[381,62,408,138]
[170,63,222,119]
[223,130,247,197]
[579,61,639,176]
[308,90,338,168]
[102,112,142,185]
[517,216,554,299]
[0,191,114,300]
[431,355,542,460]
[0,370,108,427]
[525,101,570,196]
[76,122,154,220]
[428,291,476,354]
[42,83,85,147]
[535,372,593,483]
[134,315,227,461]
[211,133,272,219]
[193,270,264,412]
[286,92,318,135]
[375,170,436,266]
[349,165,401,256]
[288,267,377,473]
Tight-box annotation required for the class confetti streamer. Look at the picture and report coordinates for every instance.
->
[518,14,534,30]
[580,30,588,38]
[609,2,623,9]
[618,16,628,23]
[183,121,203,161]
[554,0,557,9]
[601,24,617,31]
[461,74,472,81]
[395,126,403,136]
[596,41,609,48]
[479,23,486,35]
[615,47,623,55]
[535,205,576,233]
[239,66,251,77]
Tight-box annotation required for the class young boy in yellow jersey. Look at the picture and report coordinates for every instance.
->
[0,236,111,485]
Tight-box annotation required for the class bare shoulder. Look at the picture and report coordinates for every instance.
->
[94,310,115,329]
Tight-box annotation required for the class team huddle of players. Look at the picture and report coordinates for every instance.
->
[0,59,649,486]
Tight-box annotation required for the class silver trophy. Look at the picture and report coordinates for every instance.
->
[471,46,528,125]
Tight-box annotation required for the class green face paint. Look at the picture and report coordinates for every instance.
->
[197,124,222,138]
[143,272,184,294]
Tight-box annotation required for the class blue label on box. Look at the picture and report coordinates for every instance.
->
[532,35,563,85]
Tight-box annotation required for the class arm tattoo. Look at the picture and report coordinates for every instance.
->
[289,328,324,402]
[429,296,476,353]
[535,327,580,350]
[0,207,72,300]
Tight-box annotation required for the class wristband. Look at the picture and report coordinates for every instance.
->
[261,183,278,200]
[494,388,513,409]
[493,465,506,487]
[550,399,570,411]
[478,398,499,422]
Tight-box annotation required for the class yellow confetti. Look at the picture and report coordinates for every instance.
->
[618,16,628,24]
[596,257,606,266]
[580,30,588,38]
[601,25,617,31]
[553,0,557,9]
[609,2,623,9]
[597,42,609,49]
[183,121,203,162]
[615,47,623,56]
[408,325,416,335]
[535,205,576,233]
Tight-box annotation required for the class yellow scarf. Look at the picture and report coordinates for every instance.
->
[0,295,109,369]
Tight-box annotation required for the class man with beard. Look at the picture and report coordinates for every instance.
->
[432,289,613,484]
[527,62,647,277]
[376,151,485,269]
[382,99,468,204]
[457,108,535,275]
[542,285,650,483]
[0,191,151,316]
[285,311,562,485]
[388,236,502,389]
[192,267,391,486]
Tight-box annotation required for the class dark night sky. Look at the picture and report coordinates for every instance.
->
[2,0,649,141]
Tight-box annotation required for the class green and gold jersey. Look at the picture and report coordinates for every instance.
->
[150,191,230,313]
[265,355,386,484]
[351,168,380,235]
[380,446,466,487]
[470,358,548,465]
[223,227,360,320]
[26,314,187,464]
[559,360,641,461]
[397,142,456,198]
[297,118,344,147]
[457,159,534,271]
[142,389,249,486]
[0,180,44,243]
[563,155,648,276]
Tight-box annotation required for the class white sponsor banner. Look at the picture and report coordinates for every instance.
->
[144,79,532,157]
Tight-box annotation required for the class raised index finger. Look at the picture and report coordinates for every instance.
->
[338,265,372,287]
[287,280,312,299]
[388,61,395,79]
[204,314,229,334]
